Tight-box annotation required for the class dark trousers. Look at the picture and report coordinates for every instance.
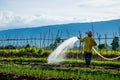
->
[84,52,92,66]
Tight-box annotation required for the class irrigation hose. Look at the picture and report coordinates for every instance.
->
[92,47,120,60]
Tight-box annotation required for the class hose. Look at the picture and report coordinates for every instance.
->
[92,47,120,60]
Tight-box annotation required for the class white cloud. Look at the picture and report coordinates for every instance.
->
[75,0,120,21]
[0,11,15,30]
[0,11,76,30]
[78,0,120,8]
[0,0,120,30]
[0,9,120,30]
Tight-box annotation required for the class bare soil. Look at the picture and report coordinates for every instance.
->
[0,72,79,80]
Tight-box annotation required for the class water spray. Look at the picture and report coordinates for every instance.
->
[47,36,120,64]
[47,37,78,64]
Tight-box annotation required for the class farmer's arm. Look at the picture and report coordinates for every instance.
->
[92,39,97,46]
[80,38,84,42]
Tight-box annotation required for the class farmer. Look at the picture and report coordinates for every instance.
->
[79,31,97,67]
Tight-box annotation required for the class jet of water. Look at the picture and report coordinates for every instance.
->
[47,37,79,64]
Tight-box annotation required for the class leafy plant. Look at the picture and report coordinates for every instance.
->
[111,37,119,50]
[98,44,106,50]
[25,46,38,54]
[38,48,44,55]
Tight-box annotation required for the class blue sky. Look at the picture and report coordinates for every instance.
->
[0,0,120,30]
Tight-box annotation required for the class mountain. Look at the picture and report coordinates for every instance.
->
[0,19,120,40]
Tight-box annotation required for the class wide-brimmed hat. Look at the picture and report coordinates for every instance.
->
[85,31,94,36]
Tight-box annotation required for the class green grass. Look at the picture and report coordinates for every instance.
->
[63,59,120,67]
[0,63,119,80]
[0,57,47,63]
[0,57,120,67]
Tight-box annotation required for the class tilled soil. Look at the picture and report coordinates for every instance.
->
[0,72,81,80]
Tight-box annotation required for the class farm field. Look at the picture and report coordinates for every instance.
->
[0,44,120,80]
[0,57,120,80]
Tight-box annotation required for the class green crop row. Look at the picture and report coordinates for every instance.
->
[0,48,120,56]
[0,63,119,80]
[92,49,120,55]
[0,47,51,54]
[64,59,120,67]
[0,57,47,63]
[0,57,120,67]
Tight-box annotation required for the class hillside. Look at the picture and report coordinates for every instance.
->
[0,19,120,39]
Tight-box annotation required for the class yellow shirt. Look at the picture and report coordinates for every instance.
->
[80,36,97,53]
